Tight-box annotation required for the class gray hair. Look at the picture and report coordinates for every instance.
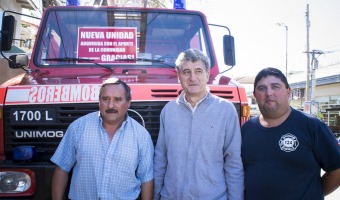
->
[99,77,132,101]
[175,49,210,72]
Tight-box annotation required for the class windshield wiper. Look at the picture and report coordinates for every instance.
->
[42,57,113,71]
[117,58,176,68]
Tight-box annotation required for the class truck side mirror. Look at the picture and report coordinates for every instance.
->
[9,54,29,69]
[1,15,15,51]
[223,35,235,66]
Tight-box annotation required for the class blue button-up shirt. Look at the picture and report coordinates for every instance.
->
[51,111,154,200]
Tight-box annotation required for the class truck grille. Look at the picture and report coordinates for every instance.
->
[3,101,167,161]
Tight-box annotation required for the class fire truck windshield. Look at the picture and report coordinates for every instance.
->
[34,8,211,69]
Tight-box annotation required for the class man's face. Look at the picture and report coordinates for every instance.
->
[178,60,210,98]
[253,75,291,115]
[99,84,130,125]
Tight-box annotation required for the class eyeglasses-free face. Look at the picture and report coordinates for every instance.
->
[178,60,210,99]
[99,84,130,126]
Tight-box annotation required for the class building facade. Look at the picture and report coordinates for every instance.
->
[289,64,340,129]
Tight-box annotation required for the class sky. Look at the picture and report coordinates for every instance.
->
[180,0,340,78]
[76,0,340,78]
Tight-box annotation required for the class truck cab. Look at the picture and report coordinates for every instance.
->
[0,6,249,199]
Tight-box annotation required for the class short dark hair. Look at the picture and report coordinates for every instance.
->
[254,67,290,92]
[175,49,210,72]
[100,77,132,101]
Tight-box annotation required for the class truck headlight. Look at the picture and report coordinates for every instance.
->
[0,170,35,196]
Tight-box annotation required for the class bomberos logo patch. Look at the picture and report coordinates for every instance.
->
[279,133,299,152]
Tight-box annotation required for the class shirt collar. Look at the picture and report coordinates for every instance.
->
[182,89,209,112]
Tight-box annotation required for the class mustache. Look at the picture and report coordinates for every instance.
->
[106,108,118,113]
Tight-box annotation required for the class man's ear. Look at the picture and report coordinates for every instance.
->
[287,87,291,95]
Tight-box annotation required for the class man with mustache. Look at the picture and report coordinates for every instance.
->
[51,78,154,200]
[241,67,340,199]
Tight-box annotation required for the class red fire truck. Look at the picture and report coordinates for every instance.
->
[0,5,249,199]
